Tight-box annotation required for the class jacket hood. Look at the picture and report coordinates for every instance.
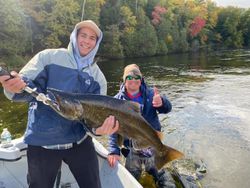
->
[68,23,103,69]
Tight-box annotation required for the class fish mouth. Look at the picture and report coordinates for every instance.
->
[50,99,60,111]
[46,90,61,112]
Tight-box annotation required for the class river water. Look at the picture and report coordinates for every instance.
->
[0,49,250,188]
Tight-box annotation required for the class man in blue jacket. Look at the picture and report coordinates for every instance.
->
[0,20,118,188]
[107,64,175,187]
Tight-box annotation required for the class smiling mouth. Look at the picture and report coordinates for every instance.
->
[79,44,91,49]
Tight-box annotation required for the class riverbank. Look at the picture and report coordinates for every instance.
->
[2,46,249,70]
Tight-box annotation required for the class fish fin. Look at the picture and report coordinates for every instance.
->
[156,131,164,141]
[155,145,184,170]
[128,101,141,113]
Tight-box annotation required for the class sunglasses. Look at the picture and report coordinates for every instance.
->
[125,75,142,81]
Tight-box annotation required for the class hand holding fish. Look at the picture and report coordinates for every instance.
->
[152,87,163,108]
[0,71,26,93]
[95,115,119,135]
[107,154,121,168]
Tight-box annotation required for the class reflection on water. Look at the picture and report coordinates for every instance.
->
[1,49,250,188]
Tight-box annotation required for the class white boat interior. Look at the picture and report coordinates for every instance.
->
[0,137,142,188]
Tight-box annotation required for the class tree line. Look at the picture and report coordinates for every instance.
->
[0,0,250,66]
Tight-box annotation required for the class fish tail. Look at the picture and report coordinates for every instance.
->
[155,145,184,170]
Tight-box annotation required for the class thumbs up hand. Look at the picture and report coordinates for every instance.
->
[152,87,163,108]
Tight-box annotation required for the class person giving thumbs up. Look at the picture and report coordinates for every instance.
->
[152,86,163,107]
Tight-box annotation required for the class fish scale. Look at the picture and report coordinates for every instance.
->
[49,88,184,170]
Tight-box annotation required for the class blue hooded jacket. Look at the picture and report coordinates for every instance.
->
[108,80,172,155]
[4,22,106,146]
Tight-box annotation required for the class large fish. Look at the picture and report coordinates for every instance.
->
[48,89,184,170]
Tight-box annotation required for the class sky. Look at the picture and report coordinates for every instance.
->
[213,0,250,8]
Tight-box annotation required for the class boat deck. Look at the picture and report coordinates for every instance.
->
[0,137,142,188]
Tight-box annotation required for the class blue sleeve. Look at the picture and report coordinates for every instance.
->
[108,133,121,155]
[148,88,172,114]
[5,51,48,102]
[10,75,46,102]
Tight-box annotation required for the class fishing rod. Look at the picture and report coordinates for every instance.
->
[0,67,100,138]
[0,66,55,106]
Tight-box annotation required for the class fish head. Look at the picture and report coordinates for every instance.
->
[47,89,84,121]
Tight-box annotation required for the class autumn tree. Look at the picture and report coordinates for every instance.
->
[122,8,158,57]
[151,5,167,25]
[189,17,206,37]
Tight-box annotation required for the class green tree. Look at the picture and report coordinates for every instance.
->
[215,7,244,48]
[162,14,189,53]
[240,9,250,46]
[100,25,124,58]
[81,0,106,24]
[119,6,137,33]
[122,0,148,15]
[1,0,249,60]
[100,0,122,27]
[20,0,80,50]
[205,0,219,46]
[154,19,169,55]
[122,8,158,57]
[0,0,29,55]
[42,0,80,48]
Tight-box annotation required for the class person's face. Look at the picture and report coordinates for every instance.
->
[77,27,97,56]
[125,75,142,93]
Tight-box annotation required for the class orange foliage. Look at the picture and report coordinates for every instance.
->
[152,5,167,25]
[189,17,206,37]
